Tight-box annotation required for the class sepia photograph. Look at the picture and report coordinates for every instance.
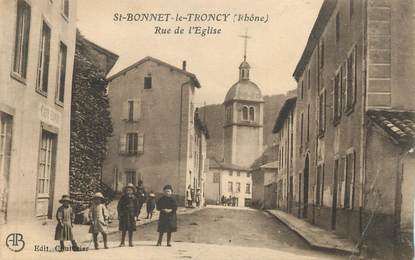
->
[0,0,414,259]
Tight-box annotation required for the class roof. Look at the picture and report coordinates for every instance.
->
[76,30,119,75]
[272,96,297,133]
[368,110,415,146]
[260,161,279,169]
[208,157,250,171]
[292,0,338,81]
[107,56,201,88]
[224,80,263,103]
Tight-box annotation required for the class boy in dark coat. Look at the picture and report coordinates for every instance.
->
[156,185,177,247]
[146,191,156,219]
[117,183,139,247]
[55,195,80,252]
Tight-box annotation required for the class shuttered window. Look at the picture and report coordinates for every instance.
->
[123,99,141,121]
[56,42,67,103]
[13,0,31,80]
[333,67,342,125]
[344,150,356,209]
[36,21,51,94]
[345,47,357,112]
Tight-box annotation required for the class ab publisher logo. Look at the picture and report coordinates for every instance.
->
[6,233,25,252]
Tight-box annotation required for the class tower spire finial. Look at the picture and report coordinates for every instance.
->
[239,29,251,62]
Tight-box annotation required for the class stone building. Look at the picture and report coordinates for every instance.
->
[251,161,278,209]
[0,0,77,223]
[286,0,415,258]
[102,56,204,205]
[272,96,297,212]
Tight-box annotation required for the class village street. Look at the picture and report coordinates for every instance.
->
[104,206,346,259]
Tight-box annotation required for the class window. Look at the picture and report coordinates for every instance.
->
[300,112,304,150]
[37,130,57,217]
[344,150,356,209]
[318,90,326,137]
[306,105,310,143]
[226,106,232,123]
[345,47,357,112]
[0,113,13,224]
[13,0,31,79]
[236,182,241,193]
[229,171,233,176]
[237,172,241,177]
[123,99,141,121]
[316,163,324,207]
[247,173,251,178]
[307,69,311,89]
[242,106,248,121]
[228,182,233,192]
[36,21,51,94]
[62,0,69,19]
[301,80,304,99]
[137,133,144,153]
[126,133,138,155]
[319,40,325,69]
[249,106,255,121]
[144,76,152,89]
[246,183,251,194]
[125,170,136,186]
[128,100,134,121]
[213,172,220,183]
[56,42,67,103]
[350,0,354,18]
[336,12,340,44]
[333,68,342,124]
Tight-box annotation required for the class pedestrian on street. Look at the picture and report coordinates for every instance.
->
[88,192,109,250]
[54,195,80,252]
[117,183,139,247]
[156,184,177,247]
[136,180,146,220]
[146,191,156,219]
[195,188,201,207]
[186,185,193,208]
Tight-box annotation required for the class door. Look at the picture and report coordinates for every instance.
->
[332,159,339,229]
[303,155,309,218]
[36,130,57,218]
[0,113,13,224]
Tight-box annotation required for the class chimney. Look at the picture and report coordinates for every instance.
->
[182,60,187,71]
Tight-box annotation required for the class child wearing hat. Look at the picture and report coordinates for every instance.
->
[156,184,177,247]
[146,191,156,220]
[117,183,139,247]
[88,192,109,249]
[55,195,80,252]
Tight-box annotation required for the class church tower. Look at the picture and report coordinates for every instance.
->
[223,34,264,168]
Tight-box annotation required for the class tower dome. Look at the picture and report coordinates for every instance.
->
[224,60,263,103]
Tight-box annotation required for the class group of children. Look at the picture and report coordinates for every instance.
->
[55,184,177,251]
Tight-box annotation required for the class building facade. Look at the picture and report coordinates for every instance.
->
[0,0,77,223]
[102,57,203,205]
[251,161,278,209]
[280,0,415,258]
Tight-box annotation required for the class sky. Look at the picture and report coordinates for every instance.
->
[77,0,323,105]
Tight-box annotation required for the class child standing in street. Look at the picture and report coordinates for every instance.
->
[117,183,139,247]
[55,195,80,252]
[146,191,156,219]
[88,192,109,250]
[156,185,177,247]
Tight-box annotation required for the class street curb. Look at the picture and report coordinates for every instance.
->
[265,210,358,256]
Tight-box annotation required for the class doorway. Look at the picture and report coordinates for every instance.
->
[36,130,57,219]
[303,155,309,218]
[331,159,339,230]
[0,113,13,224]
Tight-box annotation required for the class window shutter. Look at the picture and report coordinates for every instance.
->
[121,101,128,121]
[342,62,347,112]
[119,134,126,154]
[350,151,356,208]
[339,157,346,208]
[137,133,144,153]
[352,48,357,105]
[133,99,141,121]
